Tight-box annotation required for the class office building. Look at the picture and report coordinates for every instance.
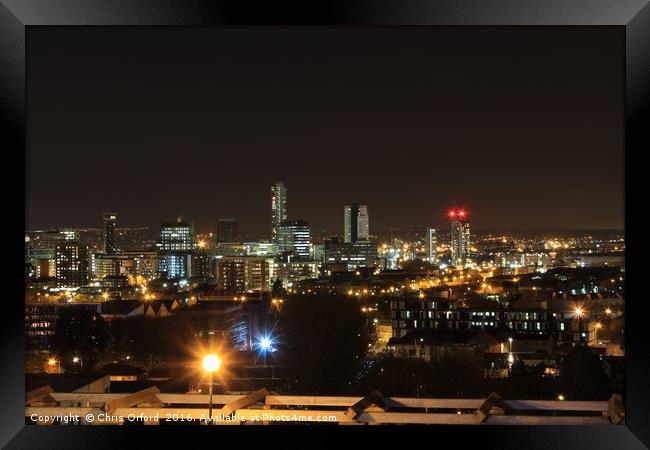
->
[217,256,275,294]
[277,220,311,261]
[244,242,278,257]
[324,238,378,271]
[271,181,287,243]
[192,246,215,280]
[103,212,117,254]
[426,228,437,264]
[26,229,74,251]
[449,210,470,266]
[55,244,91,287]
[344,203,369,243]
[25,303,102,351]
[158,222,195,252]
[157,222,195,279]
[274,260,319,287]
[217,218,238,244]
[60,228,79,242]
[122,250,159,279]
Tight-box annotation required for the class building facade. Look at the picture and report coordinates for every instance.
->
[103,212,117,254]
[55,244,91,288]
[344,203,369,243]
[217,256,274,294]
[323,238,378,270]
[271,181,287,244]
[449,211,470,266]
[157,222,195,279]
[426,227,437,264]
[390,296,586,346]
[217,218,238,244]
[277,220,311,261]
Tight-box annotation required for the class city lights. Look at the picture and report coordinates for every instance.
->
[24,180,624,425]
[19,22,631,428]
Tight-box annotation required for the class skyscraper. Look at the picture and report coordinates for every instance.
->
[217,218,238,243]
[103,212,117,254]
[277,220,311,261]
[426,227,437,264]
[271,181,287,244]
[344,203,369,243]
[449,209,470,266]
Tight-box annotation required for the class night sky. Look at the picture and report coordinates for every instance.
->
[27,27,624,235]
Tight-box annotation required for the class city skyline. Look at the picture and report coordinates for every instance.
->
[27,27,624,233]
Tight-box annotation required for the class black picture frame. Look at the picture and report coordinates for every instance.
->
[2,1,648,448]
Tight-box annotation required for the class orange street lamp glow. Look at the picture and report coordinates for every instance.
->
[202,354,221,426]
[202,354,221,373]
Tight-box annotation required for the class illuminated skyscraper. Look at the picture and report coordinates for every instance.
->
[277,220,311,261]
[344,203,369,243]
[157,221,195,278]
[103,212,117,254]
[449,209,470,266]
[426,227,437,264]
[271,182,287,244]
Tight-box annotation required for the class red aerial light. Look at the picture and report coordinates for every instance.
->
[448,210,456,218]
[458,210,466,218]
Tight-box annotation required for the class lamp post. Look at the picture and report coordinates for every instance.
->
[594,322,603,345]
[573,306,585,344]
[202,354,221,425]
[73,356,83,372]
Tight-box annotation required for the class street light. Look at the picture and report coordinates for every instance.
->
[202,354,221,425]
[594,322,603,344]
[259,337,272,352]
[48,358,61,374]
[573,306,586,344]
[73,356,83,372]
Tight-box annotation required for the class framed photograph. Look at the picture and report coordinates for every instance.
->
[2,0,648,448]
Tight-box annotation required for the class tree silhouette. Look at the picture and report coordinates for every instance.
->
[357,351,487,398]
[277,294,376,395]
[271,277,286,298]
[50,308,109,372]
[559,346,611,400]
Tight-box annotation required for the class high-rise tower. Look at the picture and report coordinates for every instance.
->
[344,203,369,243]
[449,209,470,266]
[271,182,287,244]
[426,227,437,264]
[103,212,117,254]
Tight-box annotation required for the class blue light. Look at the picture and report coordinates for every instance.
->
[256,334,276,353]
[260,338,271,351]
